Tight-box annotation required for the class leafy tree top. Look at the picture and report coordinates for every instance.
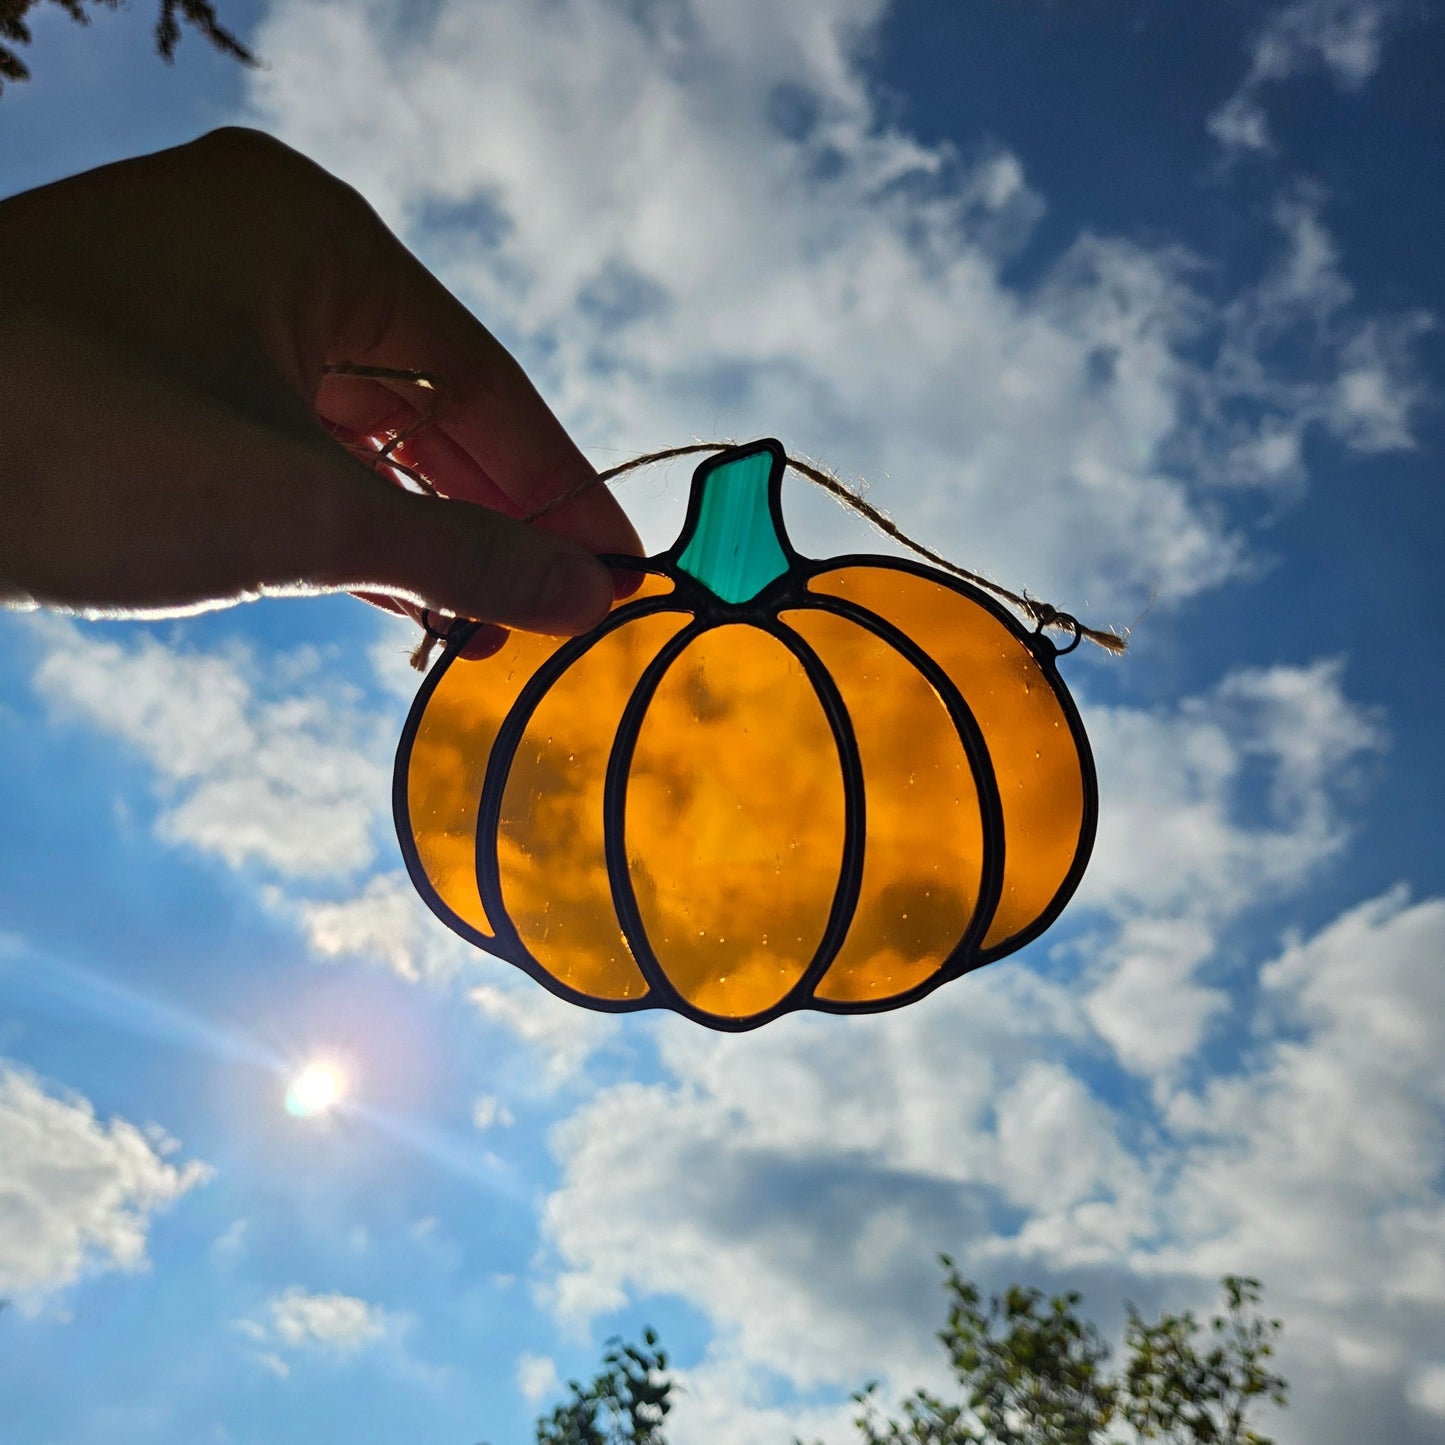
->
[515,1267,1288,1445]
[837,1264,1286,1445]
[479,1329,673,1445]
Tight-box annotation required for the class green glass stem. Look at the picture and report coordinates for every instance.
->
[675,446,791,604]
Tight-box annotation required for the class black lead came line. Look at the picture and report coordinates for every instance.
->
[602,618,711,1020]
[474,597,693,1014]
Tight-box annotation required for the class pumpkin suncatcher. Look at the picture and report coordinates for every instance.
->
[395,439,1096,1030]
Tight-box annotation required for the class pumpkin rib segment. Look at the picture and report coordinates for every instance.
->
[395,618,557,947]
[394,621,503,951]
[793,595,1004,987]
[499,614,690,1000]
[808,562,1092,962]
[608,619,853,1027]
[395,575,684,970]
[976,663,1097,966]
[476,598,690,1003]
[602,619,709,1019]
[766,621,866,1010]
[780,605,988,1003]
[475,591,690,943]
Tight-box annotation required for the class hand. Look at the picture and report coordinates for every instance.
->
[0,128,642,646]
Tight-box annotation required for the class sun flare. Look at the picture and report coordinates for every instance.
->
[285,1061,346,1118]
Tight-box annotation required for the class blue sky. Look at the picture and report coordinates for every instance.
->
[2,2,1443,1442]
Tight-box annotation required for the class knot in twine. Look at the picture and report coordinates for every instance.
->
[323,363,1130,670]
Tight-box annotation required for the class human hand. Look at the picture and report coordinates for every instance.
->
[0,128,642,648]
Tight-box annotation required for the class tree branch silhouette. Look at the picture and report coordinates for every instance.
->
[0,0,255,93]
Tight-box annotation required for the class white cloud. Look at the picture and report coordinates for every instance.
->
[538,959,1142,1387]
[538,885,1445,1442]
[513,629,1434,1440]
[1082,658,1384,921]
[1329,319,1432,452]
[256,1351,292,1380]
[1157,889,1445,1286]
[0,1062,212,1309]
[472,1095,515,1132]
[1082,916,1226,1076]
[1408,1363,1445,1417]
[1142,889,1445,1443]
[295,871,460,983]
[1076,657,1383,1076]
[1209,0,1404,153]
[1208,93,1273,153]
[1175,196,1431,491]
[667,1355,858,1445]
[269,1286,390,1350]
[32,620,389,878]
[236,1287,389,1355]
[212,1218,249,1266]
[245,0,1426,630]
[26,613,630,1092]
[469,982,619,1089]
[516,1351,560,1406]
[233,1287,405,1379]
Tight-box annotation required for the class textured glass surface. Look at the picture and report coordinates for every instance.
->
[399,438,1095,1027]
[783,608,984,1003]
[675,449,790,604]
[498,607,688,1000]
[809,566,1084,951]
[406,627,563,937]
[404,574,676,943]
[624,624,845,1017]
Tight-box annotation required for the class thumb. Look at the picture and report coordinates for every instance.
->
[345,481,617,636]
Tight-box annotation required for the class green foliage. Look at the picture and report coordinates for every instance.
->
[0,0,254,93]
[522,1270,1287,1445]
[1120,1277,1288,1445]
[845,1261,1116,1445]
[525,1329,673,1445]
[841,1264,1287,1445]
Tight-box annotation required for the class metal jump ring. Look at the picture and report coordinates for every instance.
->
[1053,614,1083,656]
[419,609,455,643]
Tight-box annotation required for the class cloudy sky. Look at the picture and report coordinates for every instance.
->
[2,1,1443,1441]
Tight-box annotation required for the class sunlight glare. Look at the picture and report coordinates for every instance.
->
[285,1060,346,1118]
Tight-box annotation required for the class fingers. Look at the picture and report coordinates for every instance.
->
[336,473,616,636]
[334,230,644,559]
[1,129,637,636]
[352,589,510,661]
[456,623,511,660]
[389,425,519,514]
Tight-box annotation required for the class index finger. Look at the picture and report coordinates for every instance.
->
[335,228,643,560]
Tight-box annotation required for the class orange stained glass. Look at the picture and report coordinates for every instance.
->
[782,608,985,1003]
[405,626,563,937]
[809,566,1085,951]
[623,622,847,1018]
[403,572,675,942]
[497,608,689,999]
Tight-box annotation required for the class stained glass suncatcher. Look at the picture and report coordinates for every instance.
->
[395,439,1096,1031]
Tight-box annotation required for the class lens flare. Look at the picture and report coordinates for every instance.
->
[285,1061,345,1118]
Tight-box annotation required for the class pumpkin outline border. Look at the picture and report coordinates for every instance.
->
[392,440,1097,1031]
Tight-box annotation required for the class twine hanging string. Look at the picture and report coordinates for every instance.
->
[323,363,1129,668]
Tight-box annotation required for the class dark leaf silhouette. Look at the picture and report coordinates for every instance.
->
[0,0,255,93]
